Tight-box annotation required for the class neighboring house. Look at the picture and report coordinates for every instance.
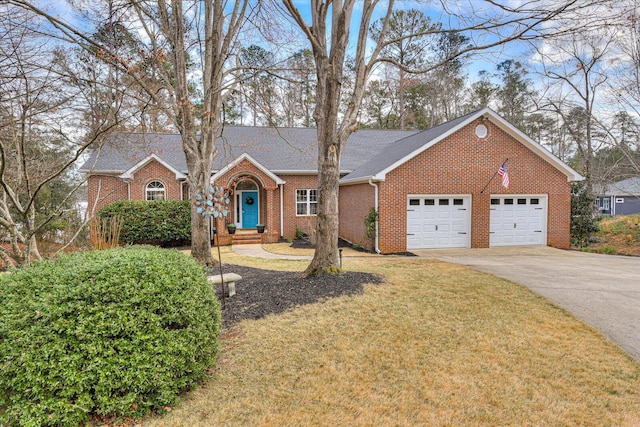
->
[79,108,582,252]
[595,177,640,216]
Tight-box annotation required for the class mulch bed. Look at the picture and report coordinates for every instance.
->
[208,264,382,330]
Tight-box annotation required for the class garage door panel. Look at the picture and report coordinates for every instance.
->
[407,196,471,249]
[490,196,547,247]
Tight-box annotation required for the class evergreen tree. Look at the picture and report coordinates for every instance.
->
[570,181,599,248]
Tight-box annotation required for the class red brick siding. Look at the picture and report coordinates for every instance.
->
[129,160,183,202]
[279,175,320,239]
[87,175,128,214]
[339,183,375,250]
[377,121,571,253]
[86,160,185,214]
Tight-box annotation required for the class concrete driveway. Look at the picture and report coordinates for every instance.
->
[412,246,640,362]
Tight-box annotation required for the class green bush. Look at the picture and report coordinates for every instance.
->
[364,207,378,241]
[98,200,191,246]
[570,181,598,248]
[0,246,221,426]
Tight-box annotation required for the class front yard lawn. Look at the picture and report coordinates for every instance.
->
[146,255,640,426]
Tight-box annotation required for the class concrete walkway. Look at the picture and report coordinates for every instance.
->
[414,246,640,362]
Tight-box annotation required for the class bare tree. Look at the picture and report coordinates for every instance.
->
[0,9,116,267]
[536,32,615,190]
[9,0,253,265]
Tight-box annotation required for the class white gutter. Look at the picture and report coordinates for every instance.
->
[368,179,381,254]
[279,183,284,238]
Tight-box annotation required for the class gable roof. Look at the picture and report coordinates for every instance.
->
[596,177,640,196]
[340,108,583,184]
[211,153,285,185]
[79,127,417,176]
[119,153,187,180]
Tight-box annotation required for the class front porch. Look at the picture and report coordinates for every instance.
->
[210,153,284,246]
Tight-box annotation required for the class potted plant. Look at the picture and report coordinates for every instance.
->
[227,223,236,234]
[256,224,265,233]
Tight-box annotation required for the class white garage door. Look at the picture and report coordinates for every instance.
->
[490,195,547,247]
[407,196,471,249]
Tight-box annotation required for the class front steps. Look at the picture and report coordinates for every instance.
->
[231,231,262,245]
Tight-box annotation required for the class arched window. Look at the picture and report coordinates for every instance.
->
[236,180,258,191]
[146,181,166,201]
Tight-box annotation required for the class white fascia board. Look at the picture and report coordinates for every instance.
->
[271,170,319,175]
[374,109,490,180]
[375,107,583,182]
[80,169,124,175]
[119,153,187,180]
[483,110,584,182]
[211,153,285,185]
[339,175,385,186]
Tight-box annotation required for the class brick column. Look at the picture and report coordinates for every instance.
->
[265,187,278,243]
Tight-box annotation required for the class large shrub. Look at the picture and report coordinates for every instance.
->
[571,181,599,247]
[0,246,221,426]
[98,200,191,246]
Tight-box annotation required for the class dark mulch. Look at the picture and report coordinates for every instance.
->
[207,264,382,329]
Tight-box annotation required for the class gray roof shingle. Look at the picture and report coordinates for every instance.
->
[340,110,479,183]
[79,126,417,175]
[597,177,640,196]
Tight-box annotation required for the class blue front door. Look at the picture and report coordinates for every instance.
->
[241,191,259,228]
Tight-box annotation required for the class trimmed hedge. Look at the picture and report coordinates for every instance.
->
[98,200,191,246]
[0,246,221,426]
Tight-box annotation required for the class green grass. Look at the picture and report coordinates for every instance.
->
[144,255,640,426]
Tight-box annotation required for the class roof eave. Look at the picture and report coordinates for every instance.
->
[373,110,490,179]
[481,110,584,182]
[339,175,385,186]
[80,169,125,175]
[212,153,285,185]
[119,154,187,180]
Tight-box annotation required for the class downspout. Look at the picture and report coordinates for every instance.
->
[126,180,131,200]
[368,179,381,254]
[280,183,284,238]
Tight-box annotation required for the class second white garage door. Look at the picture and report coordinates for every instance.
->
[407,195,471,249]
[490,195,547,246]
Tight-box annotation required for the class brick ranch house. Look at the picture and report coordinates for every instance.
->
[80,108,582,253]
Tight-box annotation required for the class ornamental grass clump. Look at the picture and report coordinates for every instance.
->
[0,246,221,426]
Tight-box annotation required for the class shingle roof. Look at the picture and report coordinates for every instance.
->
[79,127,417,175]
[597,177,640,196]
[79,109,583,184]
[340,110,479,183]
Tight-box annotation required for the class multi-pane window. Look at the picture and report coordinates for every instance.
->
[146,180,166,201]
[296,189,318,215]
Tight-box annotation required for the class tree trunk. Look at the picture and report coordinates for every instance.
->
[399,68,405,130]
[304,125,341,275]
[190,192,214,264]
[184,134,215,266]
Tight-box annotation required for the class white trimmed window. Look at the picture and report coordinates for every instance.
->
[146,180,166,201]
[296,189,318,216]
